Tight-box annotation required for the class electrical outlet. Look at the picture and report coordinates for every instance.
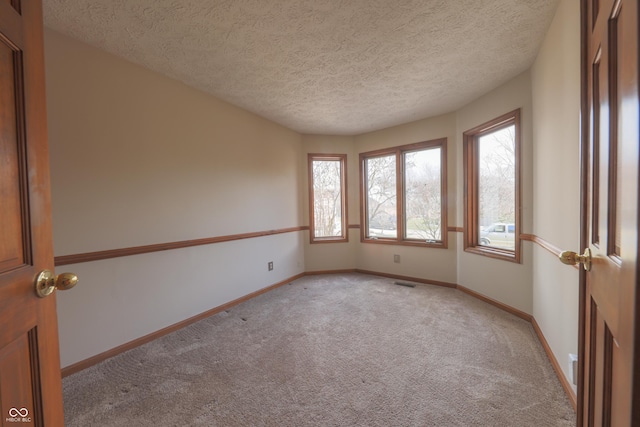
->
[569,354,578,385]
[268,261,274,271]
[394,254,400,263]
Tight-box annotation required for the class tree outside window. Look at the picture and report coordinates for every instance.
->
[365,154,397,238]
[464,109,521,262]
[404,148,443,242]
[478,125,516,249]
[360,139,447,248]
[308,154,347,242]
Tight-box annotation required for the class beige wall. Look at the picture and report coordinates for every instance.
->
[353,113,458,283]
[45,29,304,367]
[455,71,534,314]
[301,117,460,284]
[531,0,581,391]
[301,74,536,299]
[301,135,358,272]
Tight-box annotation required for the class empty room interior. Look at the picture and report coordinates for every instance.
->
[41,0,584,424]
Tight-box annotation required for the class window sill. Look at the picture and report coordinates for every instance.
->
[464,245,520,263]
[310,237,349,244]
[362,237,447,249]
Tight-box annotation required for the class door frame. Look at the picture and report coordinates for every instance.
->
[577,4,589,427]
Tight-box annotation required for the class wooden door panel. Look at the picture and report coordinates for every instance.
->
[0,278,36,349]
[610,338,627,427]
[589,271,619,336]
[606,3,621,260]
[590,52,601,247]
[0,0,64,425]
[583,289,615,427]
[0,37,28,272]
[7,1,20,13]
[581,0,638,425]
[586,300,613,426]
[0,333,38,426]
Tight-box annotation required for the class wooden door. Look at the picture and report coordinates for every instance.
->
[580,0,639,425]
[0,1,65,425]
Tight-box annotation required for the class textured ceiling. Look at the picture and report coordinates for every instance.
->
[43,0,560,135]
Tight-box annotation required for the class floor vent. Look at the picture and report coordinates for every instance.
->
[394,281,417,288]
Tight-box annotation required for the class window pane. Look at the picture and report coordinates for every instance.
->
[312,159,343,238]
[477,125,516,250]
[366,155,397,238]
[404,148,441,241]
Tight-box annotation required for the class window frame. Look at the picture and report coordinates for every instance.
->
[463,109,521,263]
[308,153,348,244]
[359,138,448,248]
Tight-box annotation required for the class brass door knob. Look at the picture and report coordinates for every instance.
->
[559,248,591,271]
[35,270,78,298]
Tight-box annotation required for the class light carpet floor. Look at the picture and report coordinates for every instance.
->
[63,273,576,426]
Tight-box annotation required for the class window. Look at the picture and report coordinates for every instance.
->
[360,139,447,247]
[308,154,347,243]
[463,109,521,262]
